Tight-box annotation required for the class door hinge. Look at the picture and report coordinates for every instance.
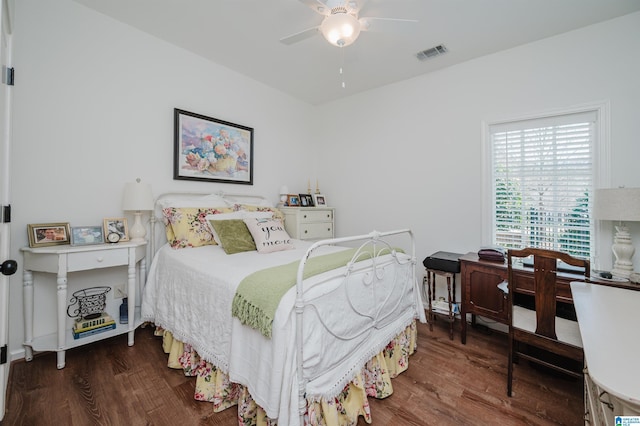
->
[2,66,14,86]
[2,205,10,223]
[0,345,6,365]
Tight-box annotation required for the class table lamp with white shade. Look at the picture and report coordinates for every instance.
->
[594,187,640,279]
[122,178,154,242]
[279,185,289,206]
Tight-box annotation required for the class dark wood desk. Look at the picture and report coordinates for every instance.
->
[459,252,599,344]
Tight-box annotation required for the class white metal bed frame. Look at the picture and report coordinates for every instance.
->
[293,229,417,425]
[148,192,421,425]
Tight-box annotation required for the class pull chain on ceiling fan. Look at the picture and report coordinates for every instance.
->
[340,47,346,88]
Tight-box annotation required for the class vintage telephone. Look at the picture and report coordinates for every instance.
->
[477,246,505,262]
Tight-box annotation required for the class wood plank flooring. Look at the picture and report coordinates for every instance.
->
[3,321,583,425]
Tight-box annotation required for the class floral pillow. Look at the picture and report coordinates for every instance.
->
[243,217,294,253]
[162,206,234,249]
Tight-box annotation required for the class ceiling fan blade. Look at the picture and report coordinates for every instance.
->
[359,16,418,33]
[297,0,330,16]
[279,26,320,45]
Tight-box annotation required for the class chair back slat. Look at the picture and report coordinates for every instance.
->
[533,256,558,339]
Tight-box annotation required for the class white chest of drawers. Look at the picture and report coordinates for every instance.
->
[281,207,335,240]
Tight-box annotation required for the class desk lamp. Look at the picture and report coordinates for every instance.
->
[594,187,640,279]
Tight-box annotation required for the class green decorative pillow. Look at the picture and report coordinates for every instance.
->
[210,219,256,254]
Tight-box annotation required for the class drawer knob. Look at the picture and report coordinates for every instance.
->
[96,257,104,262]
[303,214,307,219]
[304,230,308,234]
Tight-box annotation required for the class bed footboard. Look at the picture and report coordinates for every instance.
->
[294,229,423,425]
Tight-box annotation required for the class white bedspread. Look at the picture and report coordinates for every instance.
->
[142,240,422,425]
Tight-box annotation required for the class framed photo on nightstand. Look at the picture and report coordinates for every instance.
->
[103,217,129,242]
[286,194,300,206]
[71,226,104,246]
[27,223,71,248]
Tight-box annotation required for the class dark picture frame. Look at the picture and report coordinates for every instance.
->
[299,194,314,207]
[27,223,71,248]
[71,226,105,246]
[174,108,253,185]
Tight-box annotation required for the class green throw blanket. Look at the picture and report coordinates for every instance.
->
[231,246,399,338]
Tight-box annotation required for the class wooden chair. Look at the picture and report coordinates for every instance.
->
[506,248,590,397]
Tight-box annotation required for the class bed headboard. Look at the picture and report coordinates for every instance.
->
[150,191,274,255]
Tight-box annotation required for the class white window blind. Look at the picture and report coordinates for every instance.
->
[490,111,596,258]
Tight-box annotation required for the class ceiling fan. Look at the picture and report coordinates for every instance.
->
[280,0,417,47]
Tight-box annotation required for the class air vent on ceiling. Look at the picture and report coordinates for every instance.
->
[416,44,448,61]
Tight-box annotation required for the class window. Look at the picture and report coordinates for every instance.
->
[488,110,598,259]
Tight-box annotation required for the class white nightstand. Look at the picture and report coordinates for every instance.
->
[281,206,335,240]
[20,241,147,369]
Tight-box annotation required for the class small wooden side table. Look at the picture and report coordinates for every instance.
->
[425,269,457,340]
[423,251,463,340]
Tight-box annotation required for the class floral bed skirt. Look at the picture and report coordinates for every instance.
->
[155,320,417,425]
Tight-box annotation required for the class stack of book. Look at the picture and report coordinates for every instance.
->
[72,312,116,339]
[432,299,460,316]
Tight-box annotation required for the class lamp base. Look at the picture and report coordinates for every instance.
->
[611,225,635,279]
[129,211,146,242]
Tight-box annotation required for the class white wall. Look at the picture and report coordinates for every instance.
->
[7,1,640,359]
[8,0,315,359]
[315,11,640,273]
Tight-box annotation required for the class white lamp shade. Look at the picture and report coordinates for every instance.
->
[320,12,361,47]
[122,180,154,212]
[594,188,640,222]
[595,187,640,279]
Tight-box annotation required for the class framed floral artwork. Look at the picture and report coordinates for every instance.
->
[174,108,253,185]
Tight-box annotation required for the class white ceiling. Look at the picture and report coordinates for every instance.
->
[72,0,640,105]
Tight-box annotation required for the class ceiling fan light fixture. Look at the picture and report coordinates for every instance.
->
[320,11,361,47]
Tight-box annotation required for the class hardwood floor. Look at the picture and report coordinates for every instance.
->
[3,321,583,425]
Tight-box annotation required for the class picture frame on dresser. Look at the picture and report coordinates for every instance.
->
[103,217,129,242]
[174,108,254,185]
[286,194,300,206]
[27,223,71,248]
[299,194,314,207]
[313,194,326,206]
[71,226,105,246]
